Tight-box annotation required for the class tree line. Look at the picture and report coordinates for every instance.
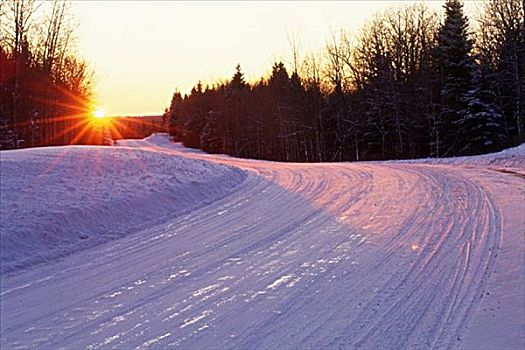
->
[166,0,524,161]
[0,0,94,148]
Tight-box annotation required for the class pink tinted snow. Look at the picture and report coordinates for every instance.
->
[0,140,245,273]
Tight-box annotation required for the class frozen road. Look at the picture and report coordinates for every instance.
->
[1,141,523,349]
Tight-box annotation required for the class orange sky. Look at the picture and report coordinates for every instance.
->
[73,1,481,116]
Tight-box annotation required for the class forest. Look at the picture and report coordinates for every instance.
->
[109,115,165,141]
[166,0,524,161]
[0,0,94,149]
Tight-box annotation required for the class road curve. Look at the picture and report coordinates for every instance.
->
[1,144,522,349]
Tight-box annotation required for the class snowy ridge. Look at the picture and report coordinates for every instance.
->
[392,143,525,173]
[0,139,246,274]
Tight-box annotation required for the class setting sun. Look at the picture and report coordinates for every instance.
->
[93,108,106,118]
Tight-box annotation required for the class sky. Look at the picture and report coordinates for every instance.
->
[73,1,481,117]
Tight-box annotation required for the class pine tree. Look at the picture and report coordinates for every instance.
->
[230,64,246,90]
[224,64,249,155]
[432,0,477,156]
[200,110,223,153]
[182,82,208,148]
[458,65,506,155]
[167,91,183,138]
[267,62,291,160]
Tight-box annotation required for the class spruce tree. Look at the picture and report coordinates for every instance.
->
[200,110,224,153]
[459,65,506,155]
[432,0,477,156]
[224,64,248,155]
[167,91,184,139]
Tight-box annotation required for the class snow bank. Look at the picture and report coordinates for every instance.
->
[0,139,246,274]
[391,143,525,171]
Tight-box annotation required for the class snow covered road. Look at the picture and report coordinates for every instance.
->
[1,137,523,349]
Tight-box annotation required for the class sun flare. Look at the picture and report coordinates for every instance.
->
[93,108,106,118]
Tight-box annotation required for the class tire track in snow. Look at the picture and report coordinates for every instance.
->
[334,166,502,350]
[213,163,500,348]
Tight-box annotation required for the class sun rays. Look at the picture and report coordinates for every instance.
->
[93,108,106,118]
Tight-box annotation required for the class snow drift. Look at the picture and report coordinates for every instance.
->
[394,143,525,172]
[0,135,246,274]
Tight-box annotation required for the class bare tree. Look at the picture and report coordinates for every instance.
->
[37,0,78,143]
[5,0,37,58]
[0,0,9,48]
[287,30,302,75]
[301,52,325,160]
[1,0,93,147]
[346,4,438,159]
[38,0,75,78]
[2,0,38,137]
[324,29,352,92]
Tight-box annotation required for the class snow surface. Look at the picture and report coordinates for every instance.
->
[1,134,524,349]
[392,143,525,174]
[0,137,246,273]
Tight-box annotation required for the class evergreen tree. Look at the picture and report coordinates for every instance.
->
[476,0,525,146]
[200,110,224,153]
[224,64,249,155]
[458,65,506,155]
[167,91,183,138]
[432,0,476,156]
[267,62,291,160]
[182,82,209,148]
[230,63,246,90]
